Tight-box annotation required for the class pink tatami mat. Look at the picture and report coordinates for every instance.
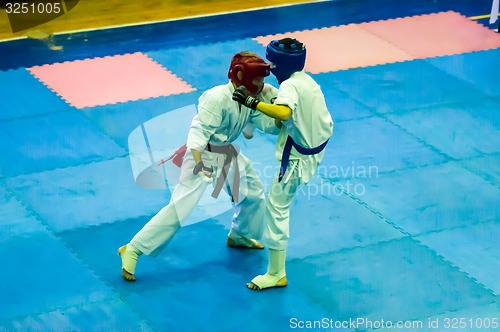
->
[361,11,500,58]
[254,11,500,73]
[28,52,195,109]
[255,26,414,73]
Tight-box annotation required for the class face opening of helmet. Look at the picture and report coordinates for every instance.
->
[228,52,270,95]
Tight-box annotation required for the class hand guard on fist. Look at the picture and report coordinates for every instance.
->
[232,86,261,110]
[193,162,214,182]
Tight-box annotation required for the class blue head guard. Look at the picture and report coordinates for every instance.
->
[266,38,306,84]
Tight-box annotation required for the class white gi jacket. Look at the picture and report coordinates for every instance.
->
[187,81,279,151]
[273,71,334,183]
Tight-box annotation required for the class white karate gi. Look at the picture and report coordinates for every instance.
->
[130,82,279,256]
[264,71,334,250]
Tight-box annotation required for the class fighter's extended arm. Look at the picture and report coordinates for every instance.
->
[233,86,291,121]
[256,102,291,122]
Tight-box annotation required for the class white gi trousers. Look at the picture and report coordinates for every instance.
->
[263,160,303,251]
[130,148,266,256]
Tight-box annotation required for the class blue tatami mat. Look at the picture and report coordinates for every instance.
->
[426,49,500,98]
[0,111,126,177]
[386,98,500,159]
[314,59,488,115]
[1,226,113,323]
[58,211,350,332]
[0,299,153,331]
[460,154,500,188]
[417,220,500,295]
[80,91,201,150]
[318,115,447,180]
[125,271,347,332]
[285,177,406,259]
[345,162,499,235]
[147,39,278,92]
[0,186,47,242]
[313,78,377,122]
[4,157,168,232]
[287,237,496,325]
[0,69,70,121]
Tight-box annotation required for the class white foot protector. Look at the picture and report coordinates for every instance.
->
[118,244,139,281]
[247,273,288,290]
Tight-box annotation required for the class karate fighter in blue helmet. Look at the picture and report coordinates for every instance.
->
[233,38,334,290]
[118,52,280,281]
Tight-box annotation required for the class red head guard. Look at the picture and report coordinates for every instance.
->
[228,52,270,95]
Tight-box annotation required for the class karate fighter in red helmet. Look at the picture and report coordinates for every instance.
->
[119,52,280,281]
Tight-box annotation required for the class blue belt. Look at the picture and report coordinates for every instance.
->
[279,135,329,182]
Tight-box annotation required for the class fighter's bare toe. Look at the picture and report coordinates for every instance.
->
[118,244,139,282]
[246,282,261,290]
[247,274,288,290]
[122,268,136,282]
[227,236,264,249]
